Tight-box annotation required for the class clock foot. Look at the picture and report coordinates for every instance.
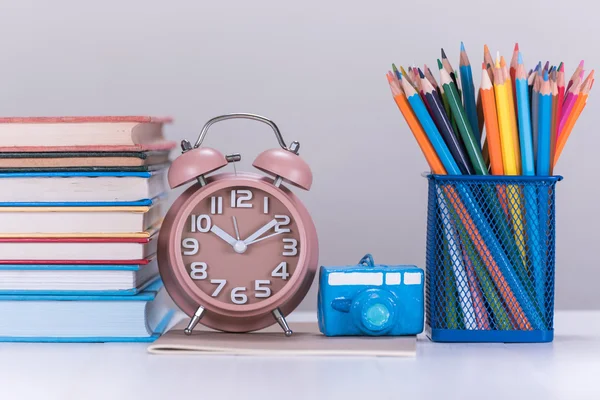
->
[184,306,205,336]
[272,308,293,337]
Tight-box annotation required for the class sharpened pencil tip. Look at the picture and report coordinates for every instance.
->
[460,41,465,51]
[543,70,549,81]
[518,52,523,65]
[418,68,425,79]
[482,62,486,70]
[437,59,443,70]
[441,48,447,59]
[514,42,519,51]
[579,60,585,68]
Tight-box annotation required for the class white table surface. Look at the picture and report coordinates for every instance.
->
[0,310,597,400]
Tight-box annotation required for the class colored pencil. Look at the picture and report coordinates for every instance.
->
[439,67,487,175]
[565,60,584,94]
[483,44,494,82]
[510,43,519,111]
[459,42,480,141]
[493,58,519,175]
[386,73,446,174]
[480,64,504,175]
[515,53,535,176]
[554,70,594,166]
[419,70,474,174]
[502,55,522,173]
[559,73,582,135]
[531,72,541,165]
[437,59,460,135]
[549,68,559,175]
[401,65,416,89]
[441,48,461,97]
[399,73,462,175]
[554,64,565,169]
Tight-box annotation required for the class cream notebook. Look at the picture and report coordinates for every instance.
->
[147,320,417,357]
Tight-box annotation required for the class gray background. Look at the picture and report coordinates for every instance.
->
[0,0,596,311]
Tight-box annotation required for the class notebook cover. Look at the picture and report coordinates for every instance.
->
[147,320,417,357]
[0,275,161,296]
[0,278,164,301]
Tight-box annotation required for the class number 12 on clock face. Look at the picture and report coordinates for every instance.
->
[179,186,301,306]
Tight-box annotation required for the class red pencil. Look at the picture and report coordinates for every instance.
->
[509,43,519,110]
[553,64,565,169]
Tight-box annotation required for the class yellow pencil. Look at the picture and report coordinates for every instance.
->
[493,57,518,174]
[494,54,526,269]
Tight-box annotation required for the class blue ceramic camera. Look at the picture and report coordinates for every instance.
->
[318,254,424,337]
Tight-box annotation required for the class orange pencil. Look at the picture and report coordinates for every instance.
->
[480,63,504,175]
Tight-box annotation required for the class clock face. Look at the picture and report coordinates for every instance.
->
[179,185,301,307]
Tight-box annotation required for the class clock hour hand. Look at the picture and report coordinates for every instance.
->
[243,219,278,245]
[209,224,237,247]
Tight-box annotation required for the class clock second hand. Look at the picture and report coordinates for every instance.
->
[232,216,241,241]
[246,230,284,246]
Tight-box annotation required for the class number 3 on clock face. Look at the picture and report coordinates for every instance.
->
[179,186,301,306]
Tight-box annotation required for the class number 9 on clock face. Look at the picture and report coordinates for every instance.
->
[179,186,301,306]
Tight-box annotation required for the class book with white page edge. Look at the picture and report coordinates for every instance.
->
[0,257,159,294]
[0,235,158,262]
[0,279,175,342]
[0,170,167,203]
[0,116,171,147]
[0,204,164,236]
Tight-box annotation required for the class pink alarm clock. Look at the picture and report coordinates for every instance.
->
[158,113,318,336]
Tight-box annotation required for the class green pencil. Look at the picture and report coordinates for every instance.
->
[439,66,488,175]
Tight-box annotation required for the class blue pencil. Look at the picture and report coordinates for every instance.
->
[399,74,462,175]
[537,71,552,176]
[535,70,553,317]
[516,53,545,313]
[459,42,480,141]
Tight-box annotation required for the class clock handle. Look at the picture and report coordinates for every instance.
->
[193,113,300,154]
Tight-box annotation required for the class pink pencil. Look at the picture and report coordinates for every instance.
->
[559,74,583,134]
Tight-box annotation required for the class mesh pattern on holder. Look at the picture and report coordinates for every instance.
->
[424,174,562,343]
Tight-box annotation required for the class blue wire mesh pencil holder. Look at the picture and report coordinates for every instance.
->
[424,174,563,343]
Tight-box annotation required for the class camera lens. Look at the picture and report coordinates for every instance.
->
[364,303,391,329]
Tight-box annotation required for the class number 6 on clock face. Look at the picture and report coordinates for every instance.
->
[178,185,302,307]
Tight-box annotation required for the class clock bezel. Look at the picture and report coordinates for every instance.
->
[167,173,309,316]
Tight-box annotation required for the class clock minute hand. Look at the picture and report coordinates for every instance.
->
[243,219,278,245]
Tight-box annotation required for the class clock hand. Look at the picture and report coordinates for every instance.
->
[209,224,237,247]
[232,216,241,241]
[246,230,284,245]
[243,219,278,244]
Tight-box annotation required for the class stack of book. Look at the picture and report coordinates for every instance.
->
[0,116,176,342]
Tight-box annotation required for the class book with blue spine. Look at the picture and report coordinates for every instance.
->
[0,279,174,342]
